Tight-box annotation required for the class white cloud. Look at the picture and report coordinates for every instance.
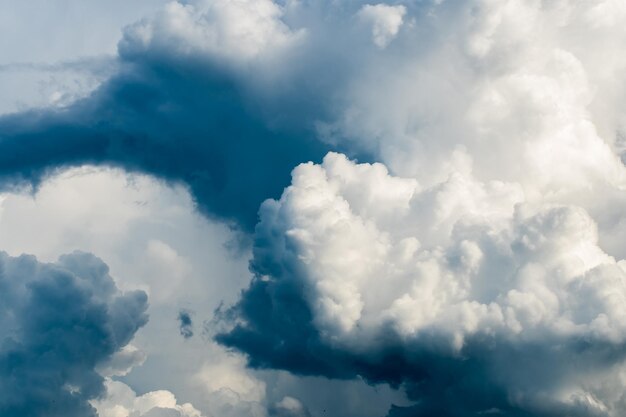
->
[357,4,406,48]
[97,345,147,378]
[93,379,204,417]
[192,350,268,417]
[308,2,626,201]
[120,0,304,65]
[242,150,626,414]
[256,152,625,343]
[271,397,311,417]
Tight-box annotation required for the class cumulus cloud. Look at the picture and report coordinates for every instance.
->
[119,0,303,63]
[0,166,290,417]
[269,397,312,417]
[191,347,268,417]
[3,0,626,416]
[0,251,148,417]
[192,6,626,415]
[94,379,204,417]
[357,4,406,48]
[3,0,626,237]
[218,152,626,416]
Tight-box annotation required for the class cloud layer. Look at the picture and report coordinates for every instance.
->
[0,251,148,417]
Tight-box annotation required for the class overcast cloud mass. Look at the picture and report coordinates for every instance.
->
[2,0,626,416]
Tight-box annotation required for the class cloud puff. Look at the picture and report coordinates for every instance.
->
[191,348,268,416]
[357,4,406,48]
[94,379,204,417]
[219,152,626,416]
[178,309,194,339]
[317,0,626,214]
[119,0,302,63]
[269,397,312,417]
[0,251,148,417]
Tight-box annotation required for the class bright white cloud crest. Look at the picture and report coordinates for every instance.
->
[259,152,626,345]
[94,379,204,417]
[120,0,303,64]
[248,150,626,413]
[357,4,406,48]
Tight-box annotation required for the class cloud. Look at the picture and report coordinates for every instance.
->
[0,163,408,417]
[0,0,331,231]
[119,0,303,63]
[3,0,626,416]
[0,166,282,417]
[94,379,204,417]
[0,251,148,417]
[198,6,626,414]
[97,344,148,378]
[3,0,626,236]
[269,397,312,417]
[218,152,626,416]
[357,4,406,49]
[178,310,194,339]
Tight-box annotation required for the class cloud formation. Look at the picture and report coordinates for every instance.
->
[3,0,626,416]
[357,4,406,49]
[269,397,312,417]
[3,0,626,235]
[94,379,204,417]
[219,152,626,416]
[0,251,148,417]
[0,0,328,231]
[201,5,626,415]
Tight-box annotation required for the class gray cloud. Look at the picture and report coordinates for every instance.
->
[178,309,194,339]
[0,0,338,232]
[0,251,148,417]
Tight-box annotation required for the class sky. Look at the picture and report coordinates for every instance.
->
[1,1,626,416]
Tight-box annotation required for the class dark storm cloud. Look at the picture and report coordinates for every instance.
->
[217,275,626,417]
[0,251,148,417]
[0,0,397,231]
[0,58,327,231]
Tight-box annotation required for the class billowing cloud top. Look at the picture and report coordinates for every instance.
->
[219,152,626,415]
